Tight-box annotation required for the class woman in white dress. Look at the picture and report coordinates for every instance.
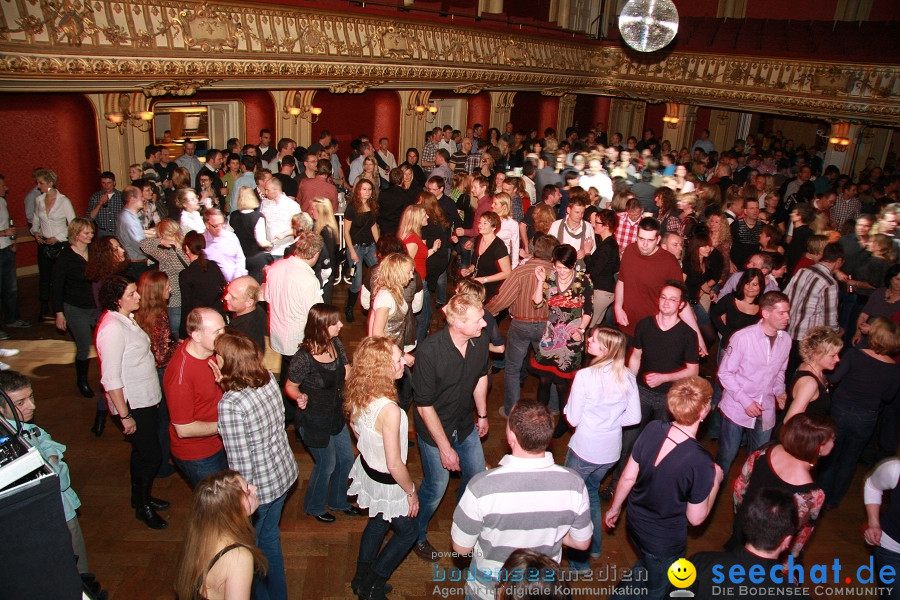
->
[345,337,418,600]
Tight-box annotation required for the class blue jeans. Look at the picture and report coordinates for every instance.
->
[167,306,182,342]
[349,243,377,293]
[0,247,19,323]
[715,411,772,475]
[818,402,879,507]
[302,425,354,515]
[504,319,545,414]
[565,450,615,569]
[436,270,449,306]
[417,427,486,542]
[253,490,289,600]
[875,546,900,600]
[609,542,679,600]
[359,513,417,580]
[173,448,228,488]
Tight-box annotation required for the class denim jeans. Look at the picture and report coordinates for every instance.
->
[416,285,432,346]
[358,513,417,580]
[436,269,449,306]
[301,425,354,515]
[818,402,879,507]
[173,448,228,488]
[504,319,545,414]
[715,411,772,475]
[565,450,615,569]
[167,306,182,342]
[875,546,900,600]
[457,236,472,268]
[349,243,378,293]
[417,427,486,542]
[63,303,98,360]
[609,541,680,600]
[252,490,289,600]
[0,247,19,323]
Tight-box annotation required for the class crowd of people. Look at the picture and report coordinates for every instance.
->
[5,122,900,600]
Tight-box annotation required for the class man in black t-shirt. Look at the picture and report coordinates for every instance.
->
[686,488,811,600]
[223,275,267,352]
[605,281,699,496]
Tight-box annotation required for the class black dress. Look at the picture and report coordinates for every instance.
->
[787,370,831,417]
[229,209,270,284]
[470,235,508,301]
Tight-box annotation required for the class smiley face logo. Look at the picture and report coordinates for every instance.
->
[667,558,696,588]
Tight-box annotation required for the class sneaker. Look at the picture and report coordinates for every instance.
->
[0,331,9,341]
[413,539,439,562]
[0,348,18,358]
[0,361,10,371]
[5,320,30,328]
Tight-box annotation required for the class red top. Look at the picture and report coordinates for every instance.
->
[403,233,428,279]
[164,341,224,460]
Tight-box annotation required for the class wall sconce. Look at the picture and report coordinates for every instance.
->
[414,104,438,123]
[286,105,323,124]
[105,92,153,135]
[662,102,679,128]
[828,122,851,152]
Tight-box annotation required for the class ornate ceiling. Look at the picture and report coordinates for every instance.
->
[0,0,897,126]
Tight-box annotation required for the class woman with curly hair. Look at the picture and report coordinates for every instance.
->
[653,187,681,236]
[459,211,511,302]
[345,337,418,600]
[343,178,380,323]
[368,252,416,355]
[783,326,842,421]
[95,275,168,529]
[174,470,267,600]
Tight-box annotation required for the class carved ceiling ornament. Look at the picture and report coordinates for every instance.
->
[0,0,896,125]
[140,77,220,97]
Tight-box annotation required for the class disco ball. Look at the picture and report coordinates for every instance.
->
[618,0,679,53]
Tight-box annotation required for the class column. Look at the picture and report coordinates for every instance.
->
[608,98,646,140]
[660,104,697,152]
[709,108,741,152]
[851,125,891,178]
[85,92,152,184]
[489,91,516,131]
[397,90,432,157]
[557,94,577,138]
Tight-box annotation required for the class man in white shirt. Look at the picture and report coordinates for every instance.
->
[263,231,324,428]
[202,209,246,282]
[549,197,594,261]
[438,125,456,155]
[375,137,397,182]
[265,137,297,173]
[578,157,613,206]
[260,178,301,259]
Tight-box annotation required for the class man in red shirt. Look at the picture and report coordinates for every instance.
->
[297,158,339,216]
[164,307,227,488]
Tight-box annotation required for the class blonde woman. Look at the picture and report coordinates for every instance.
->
[313,196,340,303]
[176,187,205,235]
[491,192,520,267]
[345,337,418,599]
[368,253,416,366]
[229,186,272,284]
[563,326,640,572]
[31,168,76,321]
[784,326,842,421]
[397,205,437,282]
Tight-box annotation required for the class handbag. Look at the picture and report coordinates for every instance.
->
[39,241,64,261]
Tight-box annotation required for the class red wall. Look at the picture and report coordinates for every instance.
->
[509,92,558,136]
[573,95,611,133]
[466,93,492,131]
[673,0,720,18]
[313,90,401,164]
[644,103,666,141]
[693,107,712,150]
[0,94,100,268]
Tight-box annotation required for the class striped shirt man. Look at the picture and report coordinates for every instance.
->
[784,262,840,341]
[451,452,592,600]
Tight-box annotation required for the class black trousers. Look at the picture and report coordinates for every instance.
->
[129,405,162,481]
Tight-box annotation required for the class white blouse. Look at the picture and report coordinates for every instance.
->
[31,191,76,241]
[96,311,161,412]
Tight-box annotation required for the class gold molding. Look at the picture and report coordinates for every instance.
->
[0,0,897,125]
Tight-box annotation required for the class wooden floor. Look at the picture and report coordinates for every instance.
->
[4,275,883,599]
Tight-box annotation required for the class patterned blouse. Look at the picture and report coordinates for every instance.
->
[530,268,593,378]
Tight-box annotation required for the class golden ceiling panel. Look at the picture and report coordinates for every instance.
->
[0,0,897,125]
